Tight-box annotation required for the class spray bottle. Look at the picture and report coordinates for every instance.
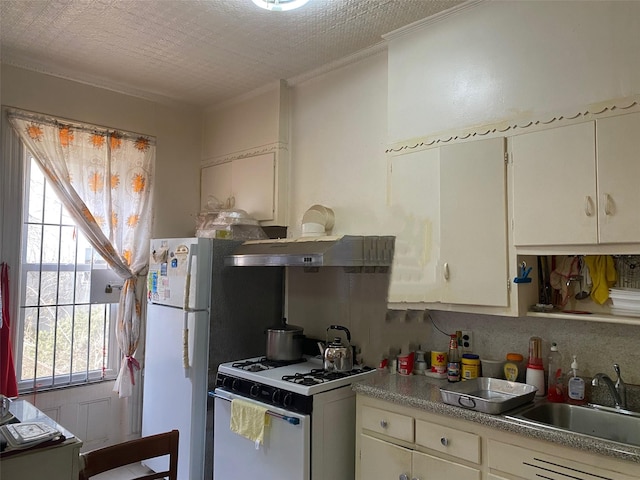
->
[567,355,587,405]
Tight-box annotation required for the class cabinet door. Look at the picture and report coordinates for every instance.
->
[232,153,275,222]
[511,122,597,246]
[360,434,412,480]
[412,450,480,480]
[440,138,509,306]
[387,148,441,303]
[201,162,232,210]
[596,112,640,243]
[200,153,276,221]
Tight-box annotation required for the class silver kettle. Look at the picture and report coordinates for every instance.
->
[318,325,353,372]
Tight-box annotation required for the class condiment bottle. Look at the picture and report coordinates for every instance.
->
[447,334,461,382]
[504,353,524,382]
[461,354,480,380]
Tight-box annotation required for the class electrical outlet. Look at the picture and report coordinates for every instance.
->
[461,330,473,352]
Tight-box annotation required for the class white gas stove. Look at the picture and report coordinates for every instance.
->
[217,355,375,398]
[212,355,376,480]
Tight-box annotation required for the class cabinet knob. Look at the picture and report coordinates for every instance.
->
[399,474,409,480]
[440,437,449,446]
[380,420,388,428]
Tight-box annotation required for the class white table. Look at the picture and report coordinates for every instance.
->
[1,399,82,480]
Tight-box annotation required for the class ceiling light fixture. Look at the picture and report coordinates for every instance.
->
[251,0,310,12]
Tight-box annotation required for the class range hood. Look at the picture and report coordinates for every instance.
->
[225,235,395,268]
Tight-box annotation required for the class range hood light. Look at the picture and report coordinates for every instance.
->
[251,0,310,12]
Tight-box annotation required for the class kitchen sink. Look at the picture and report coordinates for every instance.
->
[506,402,640,447]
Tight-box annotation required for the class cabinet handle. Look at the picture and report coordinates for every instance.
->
[603,193,613,216]
[380,420,388,429]
[440,437,449,446]
[584,196,594,217]
[443,263,450,281]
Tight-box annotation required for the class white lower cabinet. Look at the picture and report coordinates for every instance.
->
[360,435,480,480]
[488,440,637,480]
[357,403,480,480]
[356,395,639,480]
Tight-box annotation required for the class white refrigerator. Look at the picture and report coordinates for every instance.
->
[142,237,283,480]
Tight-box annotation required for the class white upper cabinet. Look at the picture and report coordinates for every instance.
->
[596,112,640,244]
[511,121,597,246]
[440,138,509,307]
[387,137,509,308]
[200,152,276,222]
[511,112,640,247]
[387,147,441,303]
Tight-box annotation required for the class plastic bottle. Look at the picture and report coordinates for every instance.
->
[447,334,461,382]
[525,337,545,397]
[567,355,587,405]
[547,343,565,402]
[504,353,524,382]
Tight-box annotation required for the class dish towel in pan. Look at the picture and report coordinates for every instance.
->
[230,398,270,449]
[584,255,617,305]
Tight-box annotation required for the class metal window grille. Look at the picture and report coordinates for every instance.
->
[16,156,119,393]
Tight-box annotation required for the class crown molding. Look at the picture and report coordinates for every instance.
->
[382,0,484,42]
[200,141,288,167]
[386,95,640,154]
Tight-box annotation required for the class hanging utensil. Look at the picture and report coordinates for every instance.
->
[575,256,590,300]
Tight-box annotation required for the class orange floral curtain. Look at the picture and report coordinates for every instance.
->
[8,109,155,398]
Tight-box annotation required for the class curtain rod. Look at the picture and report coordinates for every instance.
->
[3,106,157,145]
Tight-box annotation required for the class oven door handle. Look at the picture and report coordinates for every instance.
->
[212,391,301,425]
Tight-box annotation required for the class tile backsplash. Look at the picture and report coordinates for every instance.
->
[286,267,640,387]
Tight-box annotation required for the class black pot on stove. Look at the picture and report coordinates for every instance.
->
[265,318,304,361]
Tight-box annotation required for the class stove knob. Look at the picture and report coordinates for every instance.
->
[283,392,293,408]
[221,377,231,388]
[231,379,240,391]
[272,389,282,404]
[250,384,260,397]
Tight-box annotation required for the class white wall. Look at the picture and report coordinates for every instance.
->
[1,64,203,446]
[202,83,285,161]
[387,0,640,144]
[288,52,390,236]
[1,65,202,238]
[284,1,640,385]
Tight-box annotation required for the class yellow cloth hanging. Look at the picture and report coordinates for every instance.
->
[230,398,270,447]
[584,255,617,305]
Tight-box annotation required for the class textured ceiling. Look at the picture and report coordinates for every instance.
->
[0,0,464,107]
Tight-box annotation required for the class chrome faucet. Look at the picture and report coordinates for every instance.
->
[591,363,627,409]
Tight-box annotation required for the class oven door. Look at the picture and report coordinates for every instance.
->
[213,388,310,480]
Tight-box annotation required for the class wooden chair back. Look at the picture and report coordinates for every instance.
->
[79,429,179,480]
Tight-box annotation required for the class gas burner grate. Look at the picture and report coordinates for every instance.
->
[231,357,306,371]
[281,373,323,386]
[281,366,373,385]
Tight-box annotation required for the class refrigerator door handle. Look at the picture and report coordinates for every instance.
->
[182,247,198,373]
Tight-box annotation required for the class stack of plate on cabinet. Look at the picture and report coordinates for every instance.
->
[608,288,640,317]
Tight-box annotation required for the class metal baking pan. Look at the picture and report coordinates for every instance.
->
[440,378,537,414]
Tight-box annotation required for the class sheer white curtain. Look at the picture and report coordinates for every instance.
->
[8,109,155,397]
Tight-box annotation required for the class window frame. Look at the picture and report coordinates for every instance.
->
[15,154,120,393]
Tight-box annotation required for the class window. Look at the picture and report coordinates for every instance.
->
[16,155,119,392]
